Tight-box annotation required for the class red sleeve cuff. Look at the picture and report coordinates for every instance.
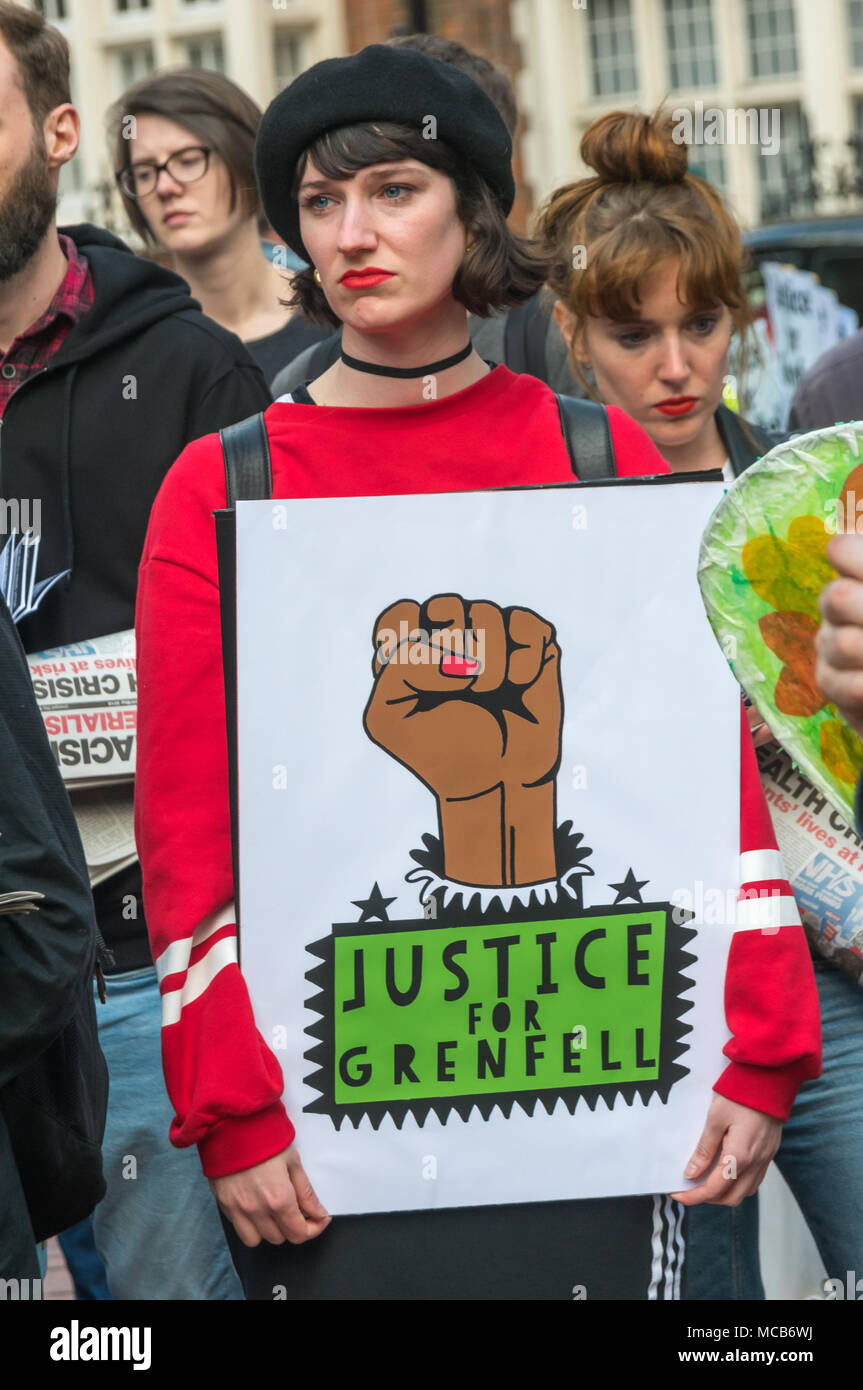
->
[712,1058,817,1123]
[196,1102,296,1179]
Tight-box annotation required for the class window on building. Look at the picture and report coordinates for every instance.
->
[687,141,726,191]
[34,0,67,19]
[183,34,225,72]
[757,103,811,219]
[274,30,306,89]
[114,43,156,92]
[664,0,718,88]
[849,0,863,66]
[114,0,152,11]
[746,0,798,79]
[850,95,863,185]
[587,0,639,98]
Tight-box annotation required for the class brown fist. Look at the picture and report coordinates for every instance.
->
[363,595,562,887]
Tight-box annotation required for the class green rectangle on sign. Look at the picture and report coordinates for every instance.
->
[332,912,666,1105]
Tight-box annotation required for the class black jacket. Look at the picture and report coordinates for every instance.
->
[1,224,271,654]
[0,225,271,970]
[0,593,107,1265]
[716,403,781,477]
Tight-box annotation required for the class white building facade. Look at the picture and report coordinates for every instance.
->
[513,0,863,227]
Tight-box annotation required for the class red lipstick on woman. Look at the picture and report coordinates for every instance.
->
[339,267,396,289]
[654,397,697,417]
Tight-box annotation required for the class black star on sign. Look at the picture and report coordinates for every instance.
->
[352,882,396,923]
[608,868,649,904]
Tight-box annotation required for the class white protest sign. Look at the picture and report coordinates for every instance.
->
[759,262,849,430]
[235,480,739,1213]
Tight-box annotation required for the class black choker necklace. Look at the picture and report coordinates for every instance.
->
[340,341,472,379]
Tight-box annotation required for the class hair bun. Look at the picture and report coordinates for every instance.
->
[580,109,688,185]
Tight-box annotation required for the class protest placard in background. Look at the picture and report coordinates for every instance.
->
[234,479,739,1213]
[748,262,860,433]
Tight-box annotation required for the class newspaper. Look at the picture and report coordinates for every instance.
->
[27,630,138,884]
[757,745,863,985]
[69,784,137,888]
[28,630,137,789]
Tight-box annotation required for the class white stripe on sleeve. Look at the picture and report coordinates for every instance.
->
[734,893,801,932]
[154,902,235,984]
[160,933,238,1027]
[739,849,787,883]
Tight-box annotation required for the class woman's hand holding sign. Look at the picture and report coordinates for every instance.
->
[671,1094,783,1207]
[209,1145,330,1247]
[364,595,563,887]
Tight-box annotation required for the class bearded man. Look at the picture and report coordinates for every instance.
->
[0,0,269,1299]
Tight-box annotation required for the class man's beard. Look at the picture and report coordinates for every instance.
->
[0,130,57,283]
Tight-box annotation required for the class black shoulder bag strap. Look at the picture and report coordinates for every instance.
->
[220,411,272,509]
[555,394,617,480]
[215,413,272,947]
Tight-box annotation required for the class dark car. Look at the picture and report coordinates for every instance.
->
[743,216,863,321]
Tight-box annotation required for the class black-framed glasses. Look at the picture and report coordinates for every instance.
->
[116,146,212,199]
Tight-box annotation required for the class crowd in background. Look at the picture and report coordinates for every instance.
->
[1,0,861,1305]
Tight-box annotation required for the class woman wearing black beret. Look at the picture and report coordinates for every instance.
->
[134,44,704,1301]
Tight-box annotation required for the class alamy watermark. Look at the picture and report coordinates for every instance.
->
[672,102,780,158]
[824,492,863,534]
[0,497,41,538]
[672,881,783,931]
[376,620,485,672]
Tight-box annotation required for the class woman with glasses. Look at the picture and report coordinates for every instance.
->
[109,68,329,388]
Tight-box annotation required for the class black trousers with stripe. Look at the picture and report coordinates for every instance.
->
[220,1194,687,1301]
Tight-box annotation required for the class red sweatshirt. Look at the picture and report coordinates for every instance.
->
[135,365,821,1179]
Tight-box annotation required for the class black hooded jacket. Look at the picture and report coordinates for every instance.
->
[0,592,107,1263]
[1,223,270,653]
[0,224,271,970]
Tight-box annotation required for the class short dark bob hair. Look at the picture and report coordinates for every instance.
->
[287,121,550,327]
[108,67,261,245]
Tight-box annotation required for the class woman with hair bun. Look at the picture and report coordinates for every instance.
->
[538,110,859,1301]
[538,108,773,481]
[134,53,819,1301]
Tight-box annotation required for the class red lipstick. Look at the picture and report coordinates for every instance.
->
[339,267,395,289]
[655,397,697,417]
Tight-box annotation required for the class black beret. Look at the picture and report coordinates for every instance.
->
[255,43,515,261]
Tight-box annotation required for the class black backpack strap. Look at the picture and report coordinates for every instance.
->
[555,394,616,480]
[219,412,272,509]
[216,412,273,954]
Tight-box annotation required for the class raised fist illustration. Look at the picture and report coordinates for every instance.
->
[363,595,562,887]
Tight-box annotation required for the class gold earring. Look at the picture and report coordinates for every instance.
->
[313,268,322,285]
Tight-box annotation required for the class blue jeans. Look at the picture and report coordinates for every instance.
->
[89,967,243,1300]
[58,1218,113,1300]
[686,958,863,1298]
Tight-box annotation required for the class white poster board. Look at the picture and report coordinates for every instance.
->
[235,480,739,1213]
